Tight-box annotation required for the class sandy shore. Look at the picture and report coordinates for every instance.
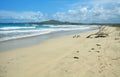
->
[0,26,120,77]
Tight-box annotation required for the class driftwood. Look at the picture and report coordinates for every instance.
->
[86,26,108,38]
[86,32,108,38]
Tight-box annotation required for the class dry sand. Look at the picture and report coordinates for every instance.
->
[0,26,120,77]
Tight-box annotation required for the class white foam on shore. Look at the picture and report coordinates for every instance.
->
[43,25,94,28]
[0,31,52,42]
[0,27,92,34]
[0,26,36,30]
[0,25,98,42]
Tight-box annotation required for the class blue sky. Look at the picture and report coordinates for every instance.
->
[0,0,120,23]
[0,0,83,13]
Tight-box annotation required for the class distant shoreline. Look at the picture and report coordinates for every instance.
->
[0,20,120,25]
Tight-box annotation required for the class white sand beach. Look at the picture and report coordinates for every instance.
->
[0,26,120,77]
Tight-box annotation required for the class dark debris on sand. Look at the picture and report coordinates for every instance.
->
[73,56,79,59]
[73,35,80,38]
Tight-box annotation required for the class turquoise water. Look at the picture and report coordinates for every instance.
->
[0,23,97,41]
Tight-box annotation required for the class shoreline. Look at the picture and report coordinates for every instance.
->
[0,28,97,52]
[0,25,97,42]
[0,26,120,77]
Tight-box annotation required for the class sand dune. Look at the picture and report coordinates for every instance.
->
[0,26,120,77]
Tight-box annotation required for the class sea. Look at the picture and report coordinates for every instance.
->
[0,23,98,51]
[0,23,98,41]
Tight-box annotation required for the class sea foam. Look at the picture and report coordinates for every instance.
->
[0,24,98,42]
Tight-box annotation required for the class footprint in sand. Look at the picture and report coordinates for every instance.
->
[98,63,106,74]
[0,65,7,76]
[89,48,99,53]
[115,38,119,40]
[111,57,120,60]
[73,56,79,59]
[96,44,101,46]
[7,61,11,64]
[96,44,101,49]
[89,50,91,52]
[76,51,79,53]
[64,70,68,72]
[89,44,101,53]
[95,51,100,53]
[97,55,102,61]
[7,58,14,64]
[91,48,95,50]
[88,48,94,52]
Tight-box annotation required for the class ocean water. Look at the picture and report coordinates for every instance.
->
[0,23,97,42]
[0,23,98,51]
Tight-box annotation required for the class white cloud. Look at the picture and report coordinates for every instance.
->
[0,10,44,22]
[52,0,120,23]
[68,10,77,14]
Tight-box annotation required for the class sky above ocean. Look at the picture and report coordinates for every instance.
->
[0,0,120,23]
